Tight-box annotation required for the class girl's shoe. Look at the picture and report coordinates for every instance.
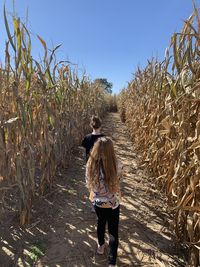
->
[108,265,115,267]
[97,244,105,255]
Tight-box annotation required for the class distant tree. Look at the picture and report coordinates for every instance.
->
[93,78,113,94]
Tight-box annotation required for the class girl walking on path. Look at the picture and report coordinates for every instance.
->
[86,136,122,267]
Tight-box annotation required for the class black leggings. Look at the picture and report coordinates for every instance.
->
[94,205,120,265]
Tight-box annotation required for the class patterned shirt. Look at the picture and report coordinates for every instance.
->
[86,161,123,209]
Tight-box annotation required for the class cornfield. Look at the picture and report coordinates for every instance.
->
[119,2,200,265]
[0,7,111,226]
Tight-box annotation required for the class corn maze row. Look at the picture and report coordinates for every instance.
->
[0,7,113,226]
[119,3,200,266]
[1,2,200,266]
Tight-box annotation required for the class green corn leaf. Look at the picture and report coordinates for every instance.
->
[187,37,196,74]
[13,17,22,68]
[172,33,181,74]
[4,4,16,52]
[49,44,62,66]
[22,23,32,56]
[46,67,54,86]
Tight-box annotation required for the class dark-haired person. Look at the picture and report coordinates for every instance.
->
[82,115,105,162]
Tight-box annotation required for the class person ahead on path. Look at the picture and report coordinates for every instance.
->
[85,137,122,267]
[81,115,104,162]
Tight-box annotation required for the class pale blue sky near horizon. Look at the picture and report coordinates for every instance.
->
[0,0,198,93]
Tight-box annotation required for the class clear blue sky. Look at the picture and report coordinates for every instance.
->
[0,0,198,93]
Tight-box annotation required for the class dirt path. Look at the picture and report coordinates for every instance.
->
[0,113,186,267]
[35,113,185,267]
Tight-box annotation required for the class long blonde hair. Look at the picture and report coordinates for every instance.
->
[86,137,119,192]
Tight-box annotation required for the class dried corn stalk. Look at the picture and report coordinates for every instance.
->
[119,2,200,265]
[0,7,113,225]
